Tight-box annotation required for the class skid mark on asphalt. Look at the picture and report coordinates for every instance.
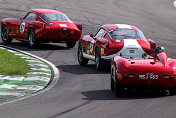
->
[47,100,92,118]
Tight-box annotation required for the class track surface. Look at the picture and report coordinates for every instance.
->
[0,0,176,118]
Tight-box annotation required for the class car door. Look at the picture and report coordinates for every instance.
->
[90,28,106,55]
[19,12,36,39]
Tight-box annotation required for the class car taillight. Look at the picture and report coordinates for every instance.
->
[164,75,170,79]
[78,24,82,30]
[128,74,135,78]
[163,75,174,79]
[117,73,123,80]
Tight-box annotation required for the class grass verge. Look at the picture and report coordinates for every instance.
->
[0,49,31,75]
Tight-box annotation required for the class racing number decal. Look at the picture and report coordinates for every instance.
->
[90,40,95,53]
[20,22,25,33]
[101,48,104,55]
[90,43,93,53]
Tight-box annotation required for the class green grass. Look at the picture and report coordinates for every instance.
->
[0,49,31,75]
[0,88,36,94]
[0,95,18,102]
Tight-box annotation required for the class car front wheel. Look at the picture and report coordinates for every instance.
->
[114,74,125,97]
[77,44,88,66]
[95,48,104,71]
[1,25,12,44]
[169,87,176,96]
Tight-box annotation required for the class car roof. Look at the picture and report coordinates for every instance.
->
[30,9,63,15]
[102,24,140,31]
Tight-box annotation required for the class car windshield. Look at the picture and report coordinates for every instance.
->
[40,13,72,23]
[108,29,146,40]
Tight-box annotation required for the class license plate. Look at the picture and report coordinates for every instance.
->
[139,73,158,80]
[129,50,135,53]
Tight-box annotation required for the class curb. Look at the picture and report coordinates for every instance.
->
[0,45,60,104]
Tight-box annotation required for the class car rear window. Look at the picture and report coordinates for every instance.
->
[40,13,72,23]
[108,29,146,40]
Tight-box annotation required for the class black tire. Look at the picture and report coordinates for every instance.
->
[95,48,104,71]
[111,67,115,91]
[169,87,176,96]
[77,44,88,66]
[152,88,160,96]
[28,28,38,48]
[1,25,12,44]
[114,74,125,97]
[111,74,115,91]
[66,40,77,48]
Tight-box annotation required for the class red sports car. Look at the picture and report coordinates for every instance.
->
[1,9,82,48]
[111,46,176,97]
[77,24,156,70]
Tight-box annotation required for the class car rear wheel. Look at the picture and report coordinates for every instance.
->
[111,67,115,91]
[77,44,88,66]
[1,25,12,44]
[66,40,77,48]
[169,87,176,96]
[114,74,125,97]
[95,48,104,71]
[111,74,115,91]
[28,29,38,48]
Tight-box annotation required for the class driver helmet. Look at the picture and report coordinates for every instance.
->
[154,46,165,53]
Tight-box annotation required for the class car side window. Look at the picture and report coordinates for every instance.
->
[24,12,36,21]
[95,28,105,38]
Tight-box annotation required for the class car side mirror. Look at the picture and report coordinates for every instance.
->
[90,34,94,38]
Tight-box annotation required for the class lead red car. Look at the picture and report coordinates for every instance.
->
[1,9,82,48]
[77,24,156,70]
[111,46,176,97]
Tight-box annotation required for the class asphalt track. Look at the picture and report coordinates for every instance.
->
[0,0,176,118]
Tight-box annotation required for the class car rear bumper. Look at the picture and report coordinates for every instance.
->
[36,29,82,41]
[102,54,148,61]
[119,76,176,90]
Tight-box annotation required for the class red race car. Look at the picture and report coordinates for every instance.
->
[77,24,156,70]
[111,46,176,97]
[1,9,82,48]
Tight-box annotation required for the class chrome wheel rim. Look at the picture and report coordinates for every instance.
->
[96,54,100,68]
[78,46,83,62]
[2,27,8,41]
[29,32,34,46]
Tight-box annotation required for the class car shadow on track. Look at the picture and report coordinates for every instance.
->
[0,42,69,51]
[57,64,110,75]
[81,89,168,100]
